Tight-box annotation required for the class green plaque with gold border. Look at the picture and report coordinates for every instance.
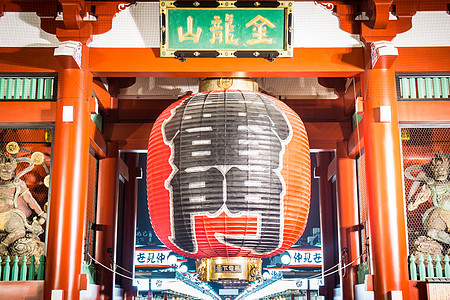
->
[160,1,293,59]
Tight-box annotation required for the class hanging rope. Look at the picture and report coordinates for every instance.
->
[87,253,134,281]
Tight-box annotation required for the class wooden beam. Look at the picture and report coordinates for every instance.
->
[89,119,107,159]
[92,79,112,111]
[347,120,364,159]
[305,122,351,150]
[89,48,364,77]
[118,156,129,182]
[104,121,349,151]
[103,122,153,151]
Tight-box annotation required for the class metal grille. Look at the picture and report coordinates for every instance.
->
[0,75,57,101]
[84,151,98,261]
[397,75,450,100]
[0,127,53,244]
[402,127,450,260]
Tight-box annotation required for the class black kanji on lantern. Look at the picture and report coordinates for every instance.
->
[163,91,292,254]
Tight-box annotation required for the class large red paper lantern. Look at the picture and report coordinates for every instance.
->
[147,86,310,260]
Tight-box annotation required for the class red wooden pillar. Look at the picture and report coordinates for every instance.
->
[336,142,360,300]
[96,142,120,300]
[317,152,338,300]
[122,153,139,299]
[45,45,92,300]
[362,68,410,299]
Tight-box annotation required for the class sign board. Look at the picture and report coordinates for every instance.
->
[219,289,239,295]
[309,278,324,290]
[160,0,293,59]
[133,279,150,291]
[286,248,322,267]
[135,248,172,268]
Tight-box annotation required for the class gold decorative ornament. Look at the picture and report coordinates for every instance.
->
[218,78,234,90]
[44,129,53,142]
[6,142,20,155]
[44,175,51,188]
[31,152,45,165]
[199,78,258,92]
[196,257,262,281]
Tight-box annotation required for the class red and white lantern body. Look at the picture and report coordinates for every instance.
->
[147,90,310,259]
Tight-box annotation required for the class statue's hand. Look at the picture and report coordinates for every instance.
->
[416,185,431,203]
[408,185,431,211]
[37,212,47,225]
[407,202,418,211]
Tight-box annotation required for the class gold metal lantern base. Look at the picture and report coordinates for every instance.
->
[196,257,262,282]
[199,78,258,92]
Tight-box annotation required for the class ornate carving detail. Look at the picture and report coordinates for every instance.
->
[6,142,20,155]
[314,1,334,12]
[218,78,233,90]
[44,175,51,188]
[118,3,132,11]
[248,258,262,281]
[31,152,45,166]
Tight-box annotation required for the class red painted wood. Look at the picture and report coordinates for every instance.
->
[45,45,92,300]
[362,68,410,299]
[336,142,360,300]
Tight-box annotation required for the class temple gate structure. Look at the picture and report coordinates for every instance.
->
[0,0,449,299]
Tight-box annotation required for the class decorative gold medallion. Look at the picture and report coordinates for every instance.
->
[31,152,45,165]
[44,175,50,188]
[199,78,258,92]
[6,141,20,154]
[218,78,234,90]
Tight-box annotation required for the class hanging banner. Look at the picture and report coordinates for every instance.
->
[160,1,293,59]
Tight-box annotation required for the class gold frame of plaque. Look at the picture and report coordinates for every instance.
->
[196,257,262,282]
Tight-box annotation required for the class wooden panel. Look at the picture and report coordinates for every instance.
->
[398,101,450,124]
[0,102,56,123]
[89,47,364,78]
[0,281,44,300]
[394,47,450,72]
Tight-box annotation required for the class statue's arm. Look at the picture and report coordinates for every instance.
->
[18,181,46,224]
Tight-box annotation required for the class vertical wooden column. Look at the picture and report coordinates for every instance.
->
[317,152,338,300]
[45,45,92,300]
[362,68,409,299]
[336,142,360,300]
[96,142,120,300]
[122,153,139,300]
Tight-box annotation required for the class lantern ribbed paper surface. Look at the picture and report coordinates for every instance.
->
[147,90,310,259]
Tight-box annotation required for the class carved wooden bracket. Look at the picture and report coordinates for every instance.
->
[59,0,85,30]
[371,0,392,30]
[333,0,415,43]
